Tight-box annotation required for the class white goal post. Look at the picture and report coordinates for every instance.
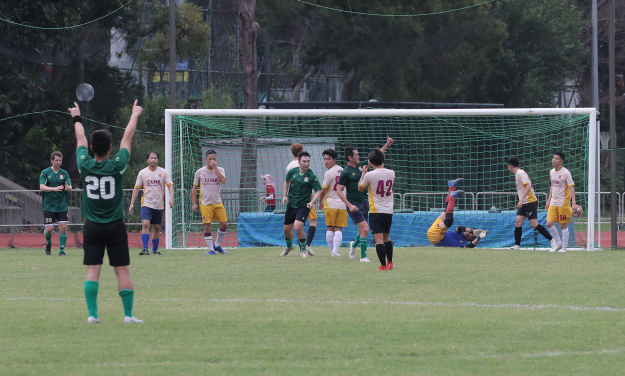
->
[164,108,599,251]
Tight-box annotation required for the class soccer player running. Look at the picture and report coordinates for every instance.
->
[39,151,72,256]
[358,149,395,270]
[309,149,346,256]
[286,143,318,255]
[70,100,143,324]
[192,150,228,255]
[129,151,174,255]
[337,136,394,262]
[426,179,488,248]
[506,157,555,250]
[546,151,579,253]
[282,151,322,257]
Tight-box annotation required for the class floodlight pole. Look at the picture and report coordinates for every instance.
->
[169,0,176,109]
[609,0,617,248]
[591,0,600,249]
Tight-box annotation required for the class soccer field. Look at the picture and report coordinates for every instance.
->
[1,247,624,375]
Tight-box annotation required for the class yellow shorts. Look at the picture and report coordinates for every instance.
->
[427,217,447,245]
[324,208,348,228]
[200,203,228,224]
[547,205,572,223]
[309,205,317,219]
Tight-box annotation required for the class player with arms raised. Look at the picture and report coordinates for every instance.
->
[309,149,346,256]
[546,151,579,253]
[39,151,72,256]
[286,143,318,255]
[71,100,143,324]
[192,150,228,255]
[129,151,174,255]
[358,149,395,270]
[337,136,394,262]
[426,179,488,248]
[282,151,322,257]
[506,157,555,250]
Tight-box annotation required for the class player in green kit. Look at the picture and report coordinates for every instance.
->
[337,136,394,262]
[39,151,72,255]
[70,100,144,324]
[281,151,323,257]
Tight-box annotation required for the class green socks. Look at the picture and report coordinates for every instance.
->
[84,281,99,318]
[59,233,67,251]
[119,289,135,317]
[298,239,307,251]
[285,238,293,249]
[45,231,52,245]
[360,237,367,259]
[353,234,360,247]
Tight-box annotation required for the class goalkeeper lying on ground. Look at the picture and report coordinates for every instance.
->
[426,178,487,248]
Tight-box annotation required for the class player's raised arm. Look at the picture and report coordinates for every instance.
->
[69,102,88,149]
[379,135,394,154]
[357,166,369,192]
[119,100,143,154]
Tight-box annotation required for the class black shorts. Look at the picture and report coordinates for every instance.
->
[517,201,538,220]
[43,210,68,225]
[83,219,130,267]
[347,201,369,225]
[284,206,311,225]
[369,213,393,234]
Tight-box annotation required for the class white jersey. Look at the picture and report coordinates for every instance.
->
[285,160,299,173]
[549,167,574,207]
[321,165,346,209]
[134,167,173,209]
[193,166,226,205]
[515,169,537,204]
[359,168,395,214]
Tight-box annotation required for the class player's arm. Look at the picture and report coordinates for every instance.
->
[357,166,369,192]
[518,184,530,209]
[129,187,141,214]
[64,179,72,192]
[212,163,226,183]
[309,188,327,208]
[379,135,394,154]
[282,180,290,205]
[167,184,175,208]
[569,185,577,209]
[546,187,552,210]
[69,102,88,149]
[191,184,199,213]
[119,100,143,154]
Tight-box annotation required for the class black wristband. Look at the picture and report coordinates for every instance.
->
[72,116,83,124]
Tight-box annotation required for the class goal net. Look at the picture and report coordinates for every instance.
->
[165,108,598,251]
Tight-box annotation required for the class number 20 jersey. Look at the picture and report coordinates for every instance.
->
[359,168,395,214]
[77,145,129,224]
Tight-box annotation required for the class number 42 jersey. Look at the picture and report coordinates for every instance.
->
[359,168,395,214]
[77,145,129,224]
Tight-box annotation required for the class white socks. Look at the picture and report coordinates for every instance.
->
[333,231,343,254]
[204,232,213,249]
[548,226,561,244]
[326,231,335,250]
[216,229,227,247]
[561,228,569,250]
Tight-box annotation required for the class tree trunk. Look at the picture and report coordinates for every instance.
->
[238,0,260,213]
[51,41,65,82]
[5,118,36,155]
[71,25,93,83]
[291,65,318,102]
[337,68,360,102]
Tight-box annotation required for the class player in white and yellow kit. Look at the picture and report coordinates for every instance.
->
[286,143,317,256]
[506,157,555,251]
[129,151,174,255]
[192,150,228,255]
[309,149,347,256]
[358,149,395,270]
[546,151,579,253]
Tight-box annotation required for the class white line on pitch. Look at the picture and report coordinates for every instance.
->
[4,296,625,312]
[485,348,624,358]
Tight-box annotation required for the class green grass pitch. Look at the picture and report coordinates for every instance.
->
[1,246,625,375]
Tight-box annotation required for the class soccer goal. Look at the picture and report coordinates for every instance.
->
[165,108,599,251]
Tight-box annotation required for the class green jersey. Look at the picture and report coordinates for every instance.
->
[77,146,130,224]
[285,167,322,208]
[39,167,71,212]
[338,160,368,204]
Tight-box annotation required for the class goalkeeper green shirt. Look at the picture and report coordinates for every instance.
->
[77,146,129,224]
[338,160,368,204]
[39,167,71,212]
[285,167,322,209]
